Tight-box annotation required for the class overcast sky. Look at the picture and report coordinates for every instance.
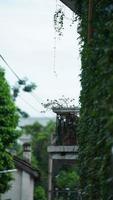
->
[0,0,81,117]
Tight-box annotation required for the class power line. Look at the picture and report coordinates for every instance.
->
[10,85,42,114]
[0,54,21,80]
[30,93,42,105]
[18,95,42,114]
[0,54,44,107]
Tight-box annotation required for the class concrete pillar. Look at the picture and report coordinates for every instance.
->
[48,155,53,200]
[23,143,31,163]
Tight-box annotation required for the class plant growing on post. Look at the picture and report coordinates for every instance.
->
[42,97,78,111]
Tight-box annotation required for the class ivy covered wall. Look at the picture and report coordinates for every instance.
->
[74,1,113,199]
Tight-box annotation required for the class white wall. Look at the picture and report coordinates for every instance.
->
[1,170,34,200]
[1,170,21,200]
[21,171,34,200]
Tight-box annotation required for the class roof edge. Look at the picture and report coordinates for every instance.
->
[60,0,76,12]
[14,156,40,180]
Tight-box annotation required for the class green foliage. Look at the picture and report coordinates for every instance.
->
[13,78,37,100]
[23,82,36,92]
[17,108,29,118]
[22,122,43,136]
[54,8,65,36]
[21,121,55,198]
[42,97,76,111]
[34,186,47,200]
[0,67,19,193]
[12,78,36,118]
[32,121,55,183]
[73,1,113,199]
[55,170,79,189]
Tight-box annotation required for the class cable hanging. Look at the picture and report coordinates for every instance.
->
[0,54,20,80]
[18,95,41,114]
[0,54,44,108]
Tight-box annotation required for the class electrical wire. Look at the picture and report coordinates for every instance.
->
[0,54,44,107]
[18,95,41,114]
[0,54,20,80]
[30,93,42,105]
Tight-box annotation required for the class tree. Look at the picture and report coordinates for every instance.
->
[55,169,79,189]
[34,186,47,200]
[54,167,79,200]
[12,78,37,118]
[33,121,55,188]
[0,67,19,193]
[12,78,36,101]
[21,121,55,199]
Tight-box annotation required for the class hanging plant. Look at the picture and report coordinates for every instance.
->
[54,8,65,36]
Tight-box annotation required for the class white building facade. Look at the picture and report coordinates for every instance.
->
[1,144,39,200]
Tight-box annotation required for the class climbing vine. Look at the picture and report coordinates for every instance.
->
[54,1,113,199]
[74,1,113,199]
